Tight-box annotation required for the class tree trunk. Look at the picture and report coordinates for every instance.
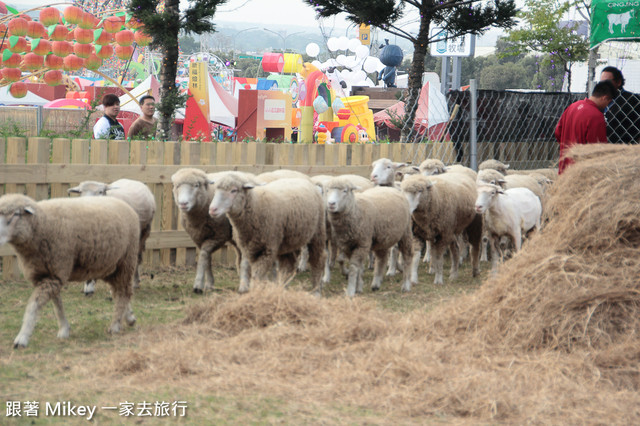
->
[400,16,430,143]
[157,0,181,141]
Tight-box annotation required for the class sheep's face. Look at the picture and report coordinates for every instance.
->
[419,159,446,176]
[400,175,432,214]
[0,196,35,246]
[475,185,502,214]
[172,174,208,213]
[68,181,109,197]
[325,184,355,213]
[370,158,405,186]
[209,180,249,218]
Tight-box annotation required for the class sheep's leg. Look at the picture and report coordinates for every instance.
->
[108,281,134,334]
[250,250,277,286]
[193,245,213,294]
[448,240,460,282]
[135,223,152,290]
[51,290,70,339]
[398,232,415,292]
[297,246,309,272]
[346,250,366,297]
[371,249,389,291]
[83,279,96,296]
[427,241,435,273]
[431,242,446,285]
[410,242,422,287]
[423,241,431,263]
[480,234,489,262]
[321,247,332,285]
[308,236,328,296]
[14,279,60,348]
[386,245,398,276]
[238,255,251,293]
[277,252,299,287]
[489,236,500,275]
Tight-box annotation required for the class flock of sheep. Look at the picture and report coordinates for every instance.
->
[0,157,556,348]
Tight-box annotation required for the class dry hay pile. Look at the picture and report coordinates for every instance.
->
[88,145,640,423]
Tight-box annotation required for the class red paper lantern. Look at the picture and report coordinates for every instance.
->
[8,17,29,36]
[84,53,102,70]
[63,54,84,71]
[126,17,143,30]
[103,16,123,33]
[74,27,94,44]
[3,52,22,68]
[45,53,64,70]
[73,42,93,59]
[52,40,73,57]
[95,44,113,59]
[78,12,97,30]
[8,36,28,53]
[0,2,8,14]
[9,82,28,98]
[115,44,134,60]
[44,69,63,86]
[39,7,60,27]
[94,29,113,45]
[32,39,52,56]
[134,30,152,47]
[18,14,32,22]
[49,25,69,41]
[115,30,134,46]
[63,6,83,25]
[2,67,23,82]
[21,52,44,71]
[27,21,47,39]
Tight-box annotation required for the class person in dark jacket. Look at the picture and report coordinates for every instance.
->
[599,66,640,144]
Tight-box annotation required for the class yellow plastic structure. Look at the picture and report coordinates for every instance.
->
[339,95,376,141]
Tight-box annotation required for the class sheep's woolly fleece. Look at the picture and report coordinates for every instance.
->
[92,144,640,423]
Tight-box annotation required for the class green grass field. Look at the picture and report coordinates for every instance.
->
[0,256,487,424]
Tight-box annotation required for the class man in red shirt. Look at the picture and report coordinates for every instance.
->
[555,80,618,174]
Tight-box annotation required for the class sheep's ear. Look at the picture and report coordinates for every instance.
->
[242,182,256,190]
[353,185,362,192]
[497,178,507,186]
[412,166,420,172]
[393,162,407,169]
[497,188,505,194]
[68,186,81,194]
[23,206,35,215]
[207,180,216,186]
[504,164,510,170]
[315,183,324,196]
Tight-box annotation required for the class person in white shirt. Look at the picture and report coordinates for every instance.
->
[93,93,125,140]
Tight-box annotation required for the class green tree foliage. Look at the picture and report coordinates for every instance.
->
[480,62,528,90]
[128,0,228,140]
[502,0,589,92]
[180,35,200,55]
[306,0,517,141]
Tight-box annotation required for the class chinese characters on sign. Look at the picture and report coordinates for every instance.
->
[429,27,476,57]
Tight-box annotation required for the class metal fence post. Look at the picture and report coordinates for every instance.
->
[469,79,478,171]
[36,106,43,136]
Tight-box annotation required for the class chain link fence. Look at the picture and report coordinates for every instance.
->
[377,83,589,171]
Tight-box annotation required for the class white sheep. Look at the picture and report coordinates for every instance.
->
[0,193,139,348]
[419,159,478,181]
[326,177,414,296]
[256,169,310,183]
[171,168,241,294]
[68,178,156,295]
[401,173,483,285]
[209,174,327,294]
[370,158,407,187]
[475,183,542,273]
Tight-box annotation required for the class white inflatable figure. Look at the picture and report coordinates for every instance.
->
[325,66,348,98]
[357,125,369,143]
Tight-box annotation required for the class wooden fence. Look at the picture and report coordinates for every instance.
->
[1,138,463,280]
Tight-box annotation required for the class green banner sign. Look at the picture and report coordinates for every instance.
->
[590,0,640,48]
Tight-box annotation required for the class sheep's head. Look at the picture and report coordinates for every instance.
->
[478,159,510,175]
[400,174,433,213]
[68,181,109,196]
[418,159,446,176]
[326,177,360,214]
[171,168,209,212]
[476,170,507,189]
[475,183,504,214]
[208,173,254,218]
[370,158,407,186]
[0,194,36,246]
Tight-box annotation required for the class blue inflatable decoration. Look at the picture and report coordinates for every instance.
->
[378,39,403,88]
